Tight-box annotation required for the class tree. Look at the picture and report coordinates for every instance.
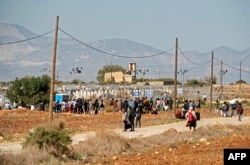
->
[97,64,126,83]
[235,80,247,84]
[186,79,200,86]
[6,75,50,105]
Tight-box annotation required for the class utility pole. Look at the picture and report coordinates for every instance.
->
[111,62,113,83]
[49,16,59,122]
[220,61,223,88]
[219,61,227,98]
[210,51,214,113]
[173,38,178,117]
[239,61,241,90]
[220,60,223,98]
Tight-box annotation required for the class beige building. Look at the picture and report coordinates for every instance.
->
[104,72,132,83]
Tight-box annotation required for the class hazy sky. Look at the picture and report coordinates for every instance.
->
[0,0,249,52]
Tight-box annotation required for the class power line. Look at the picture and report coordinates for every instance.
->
[59,28,175,59]
[178,47,210,65]
[214,57,250,74]
[0,30,54,45]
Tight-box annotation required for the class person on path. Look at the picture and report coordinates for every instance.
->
[135,101,143,128]
[215,98,220,113]
[120,99,123,112]
[122,98,129,112]
[89,99,94,115]
[222,101,230,117]
[182,100,189,119]
[128,102,135,131]
[236,103,244,121]
[99,99,105,114]
[122,108,129,131]
[93,99,99,115]
[185,107,197,131]
[113,100,118,114]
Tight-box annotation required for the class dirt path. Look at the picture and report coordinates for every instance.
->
[115,115,250,138]
[1,116,249,154]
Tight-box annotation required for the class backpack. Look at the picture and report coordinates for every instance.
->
[187,111,195,122]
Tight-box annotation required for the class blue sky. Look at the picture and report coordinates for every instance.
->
[0,0,249,52]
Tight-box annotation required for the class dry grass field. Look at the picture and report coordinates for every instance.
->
[0,101,250,165]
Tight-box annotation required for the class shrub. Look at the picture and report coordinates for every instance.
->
[22,121,73,159]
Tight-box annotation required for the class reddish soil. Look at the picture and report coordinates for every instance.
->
[0,106,250,165]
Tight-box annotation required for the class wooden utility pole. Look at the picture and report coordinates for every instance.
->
[49,16,59,122]
[173,38,178,117]
[210,51,214,113]
[239,61,241,90]
[220,60,223,97]
[111,62,113,83]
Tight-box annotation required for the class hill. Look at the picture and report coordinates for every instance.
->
[0,23,249,83]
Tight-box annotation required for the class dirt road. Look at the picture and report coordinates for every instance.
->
[1,115,249,154]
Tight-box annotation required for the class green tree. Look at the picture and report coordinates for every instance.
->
[97,64,126,83]
[186,79,200,86]
[71,79,85,85]
[6,75,50,105]
[235,79,247,84]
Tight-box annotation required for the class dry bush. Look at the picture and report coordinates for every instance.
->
[22,120,74,160]
[1,124,249,165]
[72,129,131,156]
[70,129,134,164]
[0,146,61,165]
[69,125,236,163]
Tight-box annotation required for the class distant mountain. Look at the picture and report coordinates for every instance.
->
[0,23,249,84]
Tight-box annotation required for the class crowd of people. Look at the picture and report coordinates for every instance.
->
[53,98,105,115]
[121,96,174,131]
[216,97,244,121]
[183,96,245,132]
[50,94,244,132]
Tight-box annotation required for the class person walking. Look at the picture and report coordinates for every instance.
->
[222,101,229,117]
[93,99,99,115]
[215,98,220,113]
[236,103,244,121]
[113,100,118,114]
[89,99,94,115]
[185,107,197,131]
[182,100,189,119]
[99,99,105,114]
[122,98,129,112]
[128,100,135,131]
[122,108,129,131]
[119,98,123,112]
[135,101,143,128]
[84,99,89,114]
